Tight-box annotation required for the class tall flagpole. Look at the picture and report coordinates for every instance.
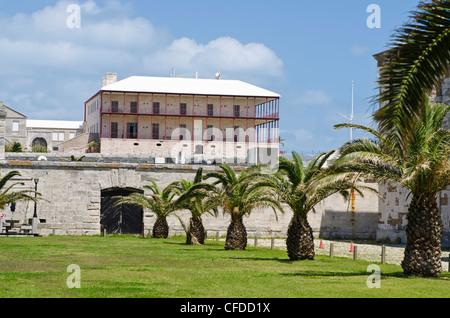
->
[339,80,355,142]
[350,80,354,142]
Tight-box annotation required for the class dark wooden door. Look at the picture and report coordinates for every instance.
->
[101,188,143,235]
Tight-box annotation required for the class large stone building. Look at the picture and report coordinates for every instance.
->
[83,73,281,165]
[0,100,83,152]
[26,120,84,152]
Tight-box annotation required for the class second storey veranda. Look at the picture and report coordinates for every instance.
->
[84,76,281,145]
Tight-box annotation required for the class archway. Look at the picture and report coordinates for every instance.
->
[100,188,144,235]
[32,138,48,151]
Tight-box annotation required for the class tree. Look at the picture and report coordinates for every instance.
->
[0,171,41,210]
[260,152,372,260]
[204,164,283,250]
[170,168,219,245]
[373,1,450,149]
[114,181,176,238]
[6,142,23,153]
[335,101,450,277]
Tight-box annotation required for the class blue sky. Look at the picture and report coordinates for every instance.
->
[0,0,421,153]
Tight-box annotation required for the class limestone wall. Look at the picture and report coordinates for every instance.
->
[377,181,450,246]
[0,155,380,241]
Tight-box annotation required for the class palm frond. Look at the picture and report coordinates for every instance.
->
[373,1,450,145]
[0,171,43,209]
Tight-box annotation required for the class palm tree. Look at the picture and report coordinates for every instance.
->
[70,155,85,162]
[204,164,283,250]
[171,168,219,245]
[114,181,176,238]
[335,101,450,277]
[261,152,372,260]
[373,1,450,148]
[0,171,42,209]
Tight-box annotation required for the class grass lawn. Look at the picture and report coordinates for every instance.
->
[0,235,449,298]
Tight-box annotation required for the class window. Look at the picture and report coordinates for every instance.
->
[111,101,119,113]
[234,126,240,142]
[111,122,118,138]
[127,123,138,139]
[195,145,203,155]
[180,103,187,115]
[130,102,138,113]
[234,105,240,117]
[207,104,214,116]
[207,125,214,141]
[53,132,65,141]
[12,120,19,132]
[152,123,160,140]
[153,102,160,114]
[179,124,186,140]
[69,133,75,140]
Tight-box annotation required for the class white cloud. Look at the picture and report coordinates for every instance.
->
[146,36,283,78]
[0,0,284,120]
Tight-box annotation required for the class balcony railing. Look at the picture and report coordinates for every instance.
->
[101,107,279,119]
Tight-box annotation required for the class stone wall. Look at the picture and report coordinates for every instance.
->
[0,154,380,241]
[377,182,450,246]
[58,133,99,153]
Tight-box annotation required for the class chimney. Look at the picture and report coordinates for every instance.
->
[102,73,118,87]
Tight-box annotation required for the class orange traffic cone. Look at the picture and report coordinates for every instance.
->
[349,241,354,252]
[319,240,324,249]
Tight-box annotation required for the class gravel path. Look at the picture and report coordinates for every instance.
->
[244,238,450,272]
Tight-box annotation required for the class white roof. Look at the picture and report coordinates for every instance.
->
[26,120,83,130]
[101,76,280,98]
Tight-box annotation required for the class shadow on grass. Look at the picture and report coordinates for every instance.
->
[279,270,407,279]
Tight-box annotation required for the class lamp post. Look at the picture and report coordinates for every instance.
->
[32,178,39,234]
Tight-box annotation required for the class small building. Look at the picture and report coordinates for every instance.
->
[3,104,27,148]
[26,120,84,152]
[84,73,281,165]
[0,100,83,152]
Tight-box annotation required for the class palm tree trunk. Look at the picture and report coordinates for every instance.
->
[186,216,205,245]
[225,217,247,250]
[153,216,169,238]
[286,213,315,260]
[401,195,443,277]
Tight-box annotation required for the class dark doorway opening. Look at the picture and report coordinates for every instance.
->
[101,188,144,235]
[32,138,48,151]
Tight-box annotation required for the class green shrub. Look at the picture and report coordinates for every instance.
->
[6,142,23,152]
